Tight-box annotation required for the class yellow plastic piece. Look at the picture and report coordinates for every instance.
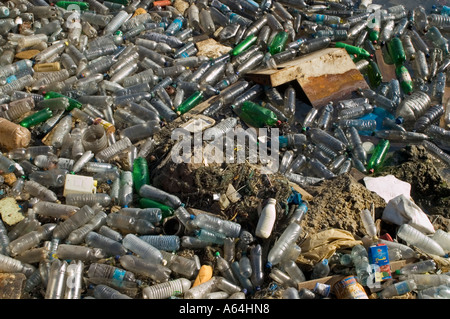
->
[192,265,213,287]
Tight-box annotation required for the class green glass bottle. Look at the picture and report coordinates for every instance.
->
[269,30,289,55]
[55,1,90,10]
[366,139,390,173]
[20,108,53,128]
[335,42,371,59]
[44,91,82,111]
[132,157,150,193]
[233,101,279,128]
[387,37,406,66]
[230,34,258,56]
[367,59,383,88]
[139,198,173,220]
[395,65,414,94]
[176,91,203,115]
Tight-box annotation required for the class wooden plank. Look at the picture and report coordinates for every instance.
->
[374,49,396,82]
[245,48,369,108]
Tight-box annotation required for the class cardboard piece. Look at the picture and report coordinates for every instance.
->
[244,48,369,109]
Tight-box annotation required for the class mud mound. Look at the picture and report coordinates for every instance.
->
[301,173,387,238]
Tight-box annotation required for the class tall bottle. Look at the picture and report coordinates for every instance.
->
[122,233,166,265]
[397,224,446,256]
[190,213,241,238]
[267,222,302,267]
[394,260,437,276]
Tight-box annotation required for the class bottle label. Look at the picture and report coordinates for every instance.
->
[394,281,411,295]
[334,276,369,299]
[112,269,126,281]
[6,75,17,84]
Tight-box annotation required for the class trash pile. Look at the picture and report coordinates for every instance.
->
[0,0,450,300]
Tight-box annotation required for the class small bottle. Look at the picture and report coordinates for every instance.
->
[360,209,377,239]
[397,224,446,257]
[311,259,330,280]
[93,284,132,299]
[255,198,277,239]
[378,279,416,299]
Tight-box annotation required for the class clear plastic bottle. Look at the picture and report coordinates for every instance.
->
[311,258,330,279]
[184,277,217,299]
[93,284,132,299]
[8,223,56,257]
[66,211,107,245]
[45,259,67,299]
[138,235,180,252]
[360,209,377,239]
[106,213,156,235]
[143,278,192,299]
[85,231,128,257]
[23,180,58,202]
[139,184,182,209]
[0,253,35,276]
[122,234,166,266]
[95,136,132,162]
[378,279,417,299]
[397,224,446,256]
[160,250,197,279]
[413,104,445,132]
[190,213,241,238]
[215,252,239,285]
[267,222,302,267]
[88,262,136,283]
[56,244,106,262]
[395,260,437,276]
[64,260,84,299]
[65,193,111,208]
[351,244,370,286]
[52,205,96,241]
[281,259,306,285]
[431,229,450,252]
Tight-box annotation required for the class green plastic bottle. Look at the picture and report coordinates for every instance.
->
[387,37,406,66]
[367,59,383,88]
[230,34,258,56]
[366,139,390,173]
[44,91,82,111]
[132,157,149,193]
[20,108,53,128]
[335,42,371,59]
[55,1,90,10]
[233,101,279,128]
[395,65,414,94]
[269,30,289,55]
[139,198,174,220]
[176,91,204,115]
[368,18,380,43]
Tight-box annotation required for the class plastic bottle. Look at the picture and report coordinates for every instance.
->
[119,254,171,283]
[378,279,417,299]
[8,223,56,257]
[190,213,241,238]
[122,233,166,265]
[351,244,370,286]
[360,209,377,239]
[397,224,446,257]
[85,231,127,257]
[215,252,239,285]
[413,104,445,132]
[267,222,302,267]
[400,274,450,290]
[45,259,67,299]
[184,277,217,299]
[311,258,330,280]
[431,229,450,252]
[395,260,437,276]
[143,278,192,299]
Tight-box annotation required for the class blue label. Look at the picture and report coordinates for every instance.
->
[112,269,126,281]
[395,281,411,295]
[6,75,17,83]
[180,51,189,58]
[315,14,325,24]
